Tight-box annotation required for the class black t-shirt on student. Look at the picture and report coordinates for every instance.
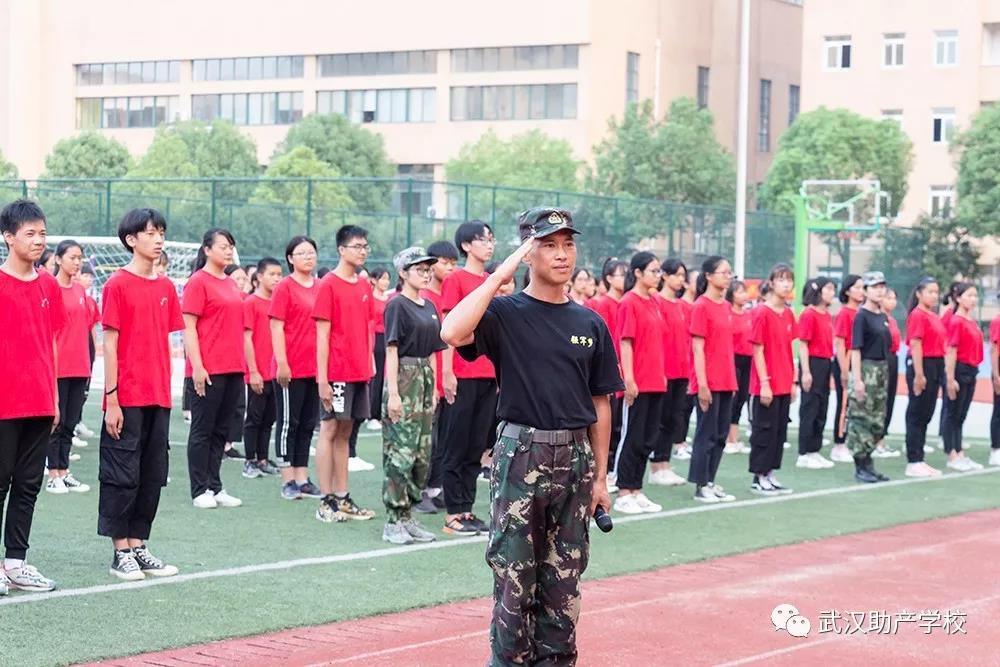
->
[384,295,447,359]
[458,292,624,430]
[851,307,892,361]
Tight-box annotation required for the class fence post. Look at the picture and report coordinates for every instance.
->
[21,180,28,198]
[105,180,113,235]
[490,186,497,226]
[306,178,313,237]
[406,178,414,246]
[613,198,619,243]
[464,183,470,223]
[210,180,218,227]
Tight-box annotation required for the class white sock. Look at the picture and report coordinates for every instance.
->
[4,558,24,570]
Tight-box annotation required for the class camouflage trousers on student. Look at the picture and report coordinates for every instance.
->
[486,425,595,667]
[846,360,888,459]
[381,360,434,522]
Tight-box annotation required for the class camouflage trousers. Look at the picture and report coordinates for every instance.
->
[381,360,434,522]
[846,360,888,459]
[486,425,594,667]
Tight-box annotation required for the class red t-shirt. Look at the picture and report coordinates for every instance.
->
[749,306,798,396]
[244,294,275,382]
[441,268,495,380]
[0,270,66,419]
[312,272,375,383]
[373,294,389,334]
[941,308,954,329]
[420,287,445,398]
[587,295,622,360]
[688,295,738,393]
[905,307,948,358]
[617,291,666,393]
[182,270,245,376]
[655,296,691,380]
[86,295,100,329]
[56,281,94,378]
[834,305,858,350]
[947,315,984,367]
[888,317,900,355]
[990,315,1000,346]
[101,270,183,410]
[269,276,320,379]
[731,307,753,357]
[798,307,833,359]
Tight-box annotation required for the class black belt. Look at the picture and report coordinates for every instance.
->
[500,423,587,446]
[399,356,428,367]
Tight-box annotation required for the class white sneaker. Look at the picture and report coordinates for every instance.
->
[348,456,375,472]
[783,441,791,449]
[963,456,983,471]
[707,482,735,502]
[811,452,835,468]
[193,490,218,509]
[648,469,686,486]
[213,489,243,507]
[62,473,90,493]
[946,458,973,472]
[989,449,1000,467]
[632,492,663,513]
[796,454,822,470]
[309,446,317,456]
[830,444,854,463]
[924,445,935,454]
[45,477,69,495]
[365,420,382,431]
[673,445,692,460]
[822,438,831,446]
[905,463,940,478]
[693,485,721,503]
[72,436,88,448]
[68,453,81,462]
[724,442,742,454]
[606,471,619,494]
[766,475,793,495]
[75,423,96,439]
[613,494,644,514]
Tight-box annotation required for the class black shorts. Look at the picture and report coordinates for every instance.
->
[321,381,371,421]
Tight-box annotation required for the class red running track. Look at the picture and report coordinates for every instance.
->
[85,509,1000,667]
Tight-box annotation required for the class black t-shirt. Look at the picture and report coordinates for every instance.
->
[458,292,624,430]
[851,307,892,361]
[383,295,447,359]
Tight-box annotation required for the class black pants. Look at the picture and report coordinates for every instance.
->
[48,377,88,469]
[798,357,831,455]
[731,355,752,425]
[615,392,665,490]
[349,418,362,458]
[609,393,623,468]
[832,357,847,444]
[943,363,978,454]
[427,401,448,489]
[370,332,386,421]
[243,383,276,462]
[187,372,244,498]
[655,378,689,461]
[274,378,319,468]
[681,393,695,442]
[0,417,52,559]
[749,395,790,475]
[991,389,1000,451]
[883,359,898,438]
[98,406,169,539]
[228,384,246,443]
[442,378,497,514]
[904,357,943,463]
[688,391,734,487]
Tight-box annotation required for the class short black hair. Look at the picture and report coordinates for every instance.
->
[53,239,83,277]
[284,234,317,271]
[454,220,492,258]
[369,267,390,281]
[158,250,170,266]
[257,256,282,273]
[35,248,54,269]
[223,263,245,277]
[0,199,46,247]
[80,262,95,276]
[801,277,835,307]
[118,208,167,254]
[317,266,331,279]
[838,274,863,304]
[427,240,459,261]
[725,279,746,304]
[600,257,629,290]
[336,225,368,247]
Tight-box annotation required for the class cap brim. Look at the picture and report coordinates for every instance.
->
[402,255,438,269]
[525,225,582,241]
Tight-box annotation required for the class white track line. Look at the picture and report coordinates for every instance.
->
[1,467,997,608]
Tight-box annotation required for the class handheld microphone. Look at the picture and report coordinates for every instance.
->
[593,505,613,533]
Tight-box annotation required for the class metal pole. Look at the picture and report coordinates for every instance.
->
[406,178,413,246]
[734,0,751,278]
[210,180,218,227]
[105,180,113,235]
[306,178,313,237]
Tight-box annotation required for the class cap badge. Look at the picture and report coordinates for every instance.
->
[548,211,564,226]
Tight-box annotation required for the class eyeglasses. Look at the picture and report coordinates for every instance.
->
[644,268,663,276]
[342,243,371,253]
[292,250,317,258]
[472,237,497,246]
[408,266,433,276]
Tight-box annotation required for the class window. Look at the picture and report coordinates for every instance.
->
[76,96,178,128]
[449,84,577,121]
[191,56,304,80]
[824,35,851,69]
[788,84,800,125]
[932,108,956,143]
[191,92,303,125]
[697,66,710,109]
[934,30,958,66]
[318,50,437,76]
[881,109,903,125]
[450,44,579,72]
[626,52,640,105]
[929,186,955,218]
[317,88,436,123]
[883,33,905,67]
[75,60,181,85]
[984,24,1000,65]
[395,165,435,216]
[758,79,771,152]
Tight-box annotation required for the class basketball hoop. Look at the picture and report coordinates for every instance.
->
[837,230,857,241]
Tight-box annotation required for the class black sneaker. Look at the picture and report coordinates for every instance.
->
[110,549,144,582]
[467,513,489,533]
[414,494,438,514]
[431,494,446,510]
[133,545,178,577]
[298,479,323,498]
[443,516,480,536]
[257,459,280,475]
[224,447,245,460]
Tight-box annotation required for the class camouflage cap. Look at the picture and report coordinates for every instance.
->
[517,207,580,242]
[393,246,437,274]
[863,270,887,287]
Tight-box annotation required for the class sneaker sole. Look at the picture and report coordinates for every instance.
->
[339,513,375,521]
[45,489,69,495]
[109,569,145,582]
[215,502,243,508]
[299,492,324,499]
[7,581,57,591]
[140,567,178,578]
[442,527,480,536]
[382,537,415,545]
[693,497,720,503]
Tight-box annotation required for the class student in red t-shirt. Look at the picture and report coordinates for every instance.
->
[270,235,323,501]
[0,199,65,593]
[831,274,864,462]
[369,268,392,426]
[242,257,283,480]
[944,282,984,471]
[586,258,627,480]
[100,208,184,581]
[990,309,1000,466]
[675,269,700,460]
[612,252,666,515]
[568,268,592,306]
[438,221,497,535]
[649,258,689,487]
[183,228,246,510]
[45,240,94,495]
[902,277,946,477]
[747,264,798,496]
[938,282,962,443]
[796,277,837,470]
[77,263,100,430]
[688,256,738,503]
[725,279,753,455]
[419,240,459,513]
[313,225,378,523]
[222,262,249,461]
[873,288,903,459]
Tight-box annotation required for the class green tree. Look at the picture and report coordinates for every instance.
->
[955,103,1000,238]
[43,132,132,179]
[0,148,17,179]
[273,114,394,211]
[918,214,981,285]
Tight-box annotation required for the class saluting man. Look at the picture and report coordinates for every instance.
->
[441,207,623,666]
